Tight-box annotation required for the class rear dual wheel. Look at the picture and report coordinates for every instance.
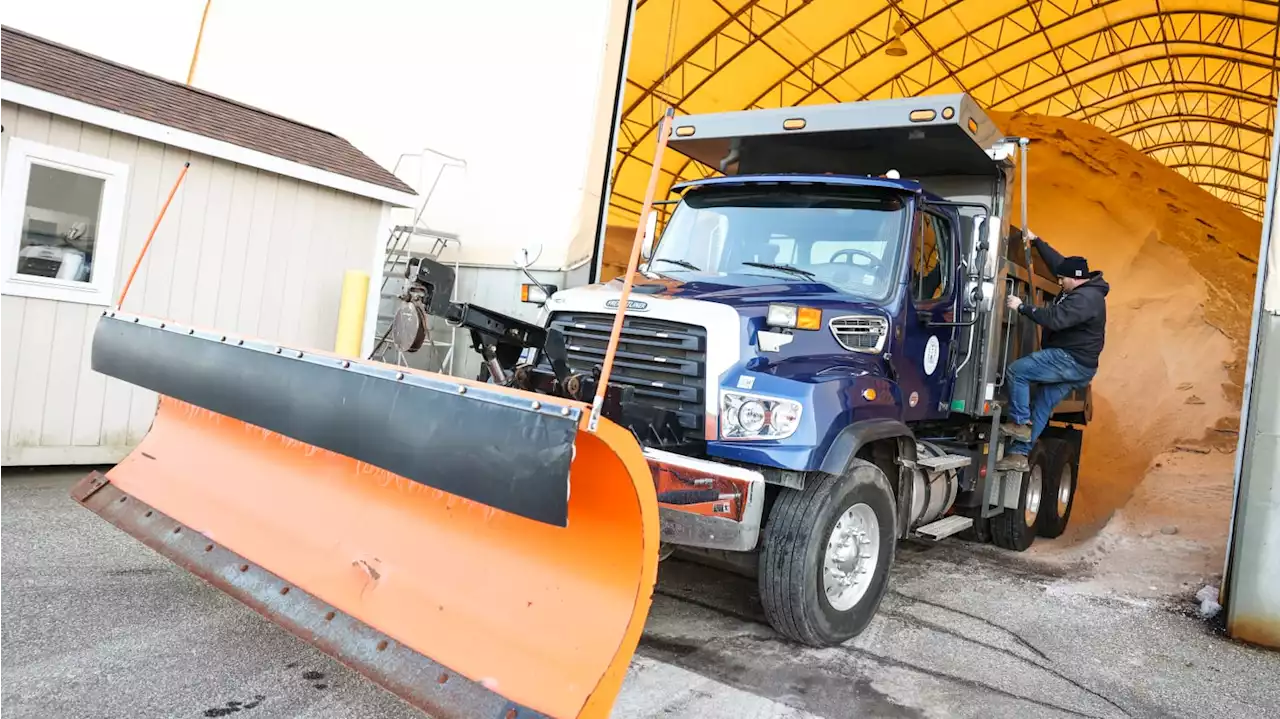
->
[990,443,1049,552]
[1037,439,1078,539]
[758,459,897,646]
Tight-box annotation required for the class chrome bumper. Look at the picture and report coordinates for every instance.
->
[642,448,766,553]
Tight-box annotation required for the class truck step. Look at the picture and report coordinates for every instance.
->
[915,515,974,541]
[917,453,972,472]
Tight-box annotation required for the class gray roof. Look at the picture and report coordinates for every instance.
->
[1,25,416,195]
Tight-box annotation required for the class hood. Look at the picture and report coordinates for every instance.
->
[600,271,865,307]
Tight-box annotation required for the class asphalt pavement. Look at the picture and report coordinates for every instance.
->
[4,468,1278,719]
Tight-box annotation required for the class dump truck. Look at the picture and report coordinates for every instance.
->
[495,94,1090,645]
[71,92,1089,718]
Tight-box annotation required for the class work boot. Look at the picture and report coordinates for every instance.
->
[995,453,1030,473]
[1001,422,1032,442]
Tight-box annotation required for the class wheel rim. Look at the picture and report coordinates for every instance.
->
[1057,464,1074,517]
[823,503,881,612]
[1024,465,1043,528]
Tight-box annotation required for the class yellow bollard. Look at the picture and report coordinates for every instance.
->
[334,269,370,357]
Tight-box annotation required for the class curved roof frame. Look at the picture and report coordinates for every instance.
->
[1169,163,1268,185]
[609,0,1279,222]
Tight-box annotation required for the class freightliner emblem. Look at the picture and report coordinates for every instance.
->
[605,299,649,312]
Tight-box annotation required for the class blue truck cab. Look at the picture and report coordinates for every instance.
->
[533,93,1089,646]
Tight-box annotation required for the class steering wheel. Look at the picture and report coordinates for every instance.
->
[829,248,884,272]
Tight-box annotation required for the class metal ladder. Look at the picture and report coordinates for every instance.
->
[369,149,467,372]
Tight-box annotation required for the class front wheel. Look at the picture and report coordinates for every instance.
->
[758,459,897,646]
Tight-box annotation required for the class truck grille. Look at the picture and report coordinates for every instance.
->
[830,315,888,353]
[543,311,707,435]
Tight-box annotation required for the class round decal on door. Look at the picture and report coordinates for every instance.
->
[923,335,941,376]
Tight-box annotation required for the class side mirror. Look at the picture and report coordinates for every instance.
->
[640,210,659,261]
[512,244,543,270]
[513,244,557,305]
[970,214,989,265]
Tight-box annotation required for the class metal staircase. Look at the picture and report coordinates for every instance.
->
[369,149,467,373]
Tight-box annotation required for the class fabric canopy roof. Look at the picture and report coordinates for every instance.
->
[606,0,1280,226]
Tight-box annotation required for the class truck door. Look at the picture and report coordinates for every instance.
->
[901,208,958,421]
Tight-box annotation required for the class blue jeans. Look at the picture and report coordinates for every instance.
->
[1005,348,1096,455]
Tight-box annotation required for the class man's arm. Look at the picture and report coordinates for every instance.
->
[1028,233,1066,269]
[1018,290,1099,330]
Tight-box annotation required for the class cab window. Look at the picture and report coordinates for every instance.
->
[912,210,953,303]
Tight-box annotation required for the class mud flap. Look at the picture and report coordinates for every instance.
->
[73,312,660,719]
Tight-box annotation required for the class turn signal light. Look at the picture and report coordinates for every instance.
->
[521,283,557,304]
[767,303,822,330]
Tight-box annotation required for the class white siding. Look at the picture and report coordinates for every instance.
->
[1,100,386,466]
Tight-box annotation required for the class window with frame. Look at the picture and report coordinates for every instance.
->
[911,210,953,303]
[2,137,129,305]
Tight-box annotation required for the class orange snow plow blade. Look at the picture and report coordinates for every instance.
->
[71,311,659,719]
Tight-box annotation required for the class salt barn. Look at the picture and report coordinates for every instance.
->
[595,0,1280,652]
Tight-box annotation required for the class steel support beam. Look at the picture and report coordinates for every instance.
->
[1222,93,1280,650]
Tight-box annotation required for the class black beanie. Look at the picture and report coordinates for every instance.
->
[1056,256,1090,279]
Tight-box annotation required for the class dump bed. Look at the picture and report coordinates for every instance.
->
[666,93,1007,179]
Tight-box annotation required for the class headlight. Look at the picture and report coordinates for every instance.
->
[720,391,802,440]
[521,283,558,304]
[767,303,821,330]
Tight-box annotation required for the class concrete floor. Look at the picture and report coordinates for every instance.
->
[3,468,1278,719]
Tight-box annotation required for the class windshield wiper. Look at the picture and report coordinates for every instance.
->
[652,258,701,271]
[741,261,815,279]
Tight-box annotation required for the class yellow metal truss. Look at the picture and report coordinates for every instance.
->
[609,0,1280,224]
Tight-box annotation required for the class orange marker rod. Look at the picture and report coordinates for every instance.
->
[116,161,190,309]
[588,108,675,433]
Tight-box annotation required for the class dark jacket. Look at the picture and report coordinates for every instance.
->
[1017,238,1109,369]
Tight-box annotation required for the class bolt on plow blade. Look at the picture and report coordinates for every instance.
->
[72,312,660,719]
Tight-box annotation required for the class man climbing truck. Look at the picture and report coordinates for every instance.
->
[999,234,1109,472]
[511,93,1092,644]
[71,92,1090,719]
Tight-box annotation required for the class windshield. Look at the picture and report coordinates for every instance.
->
[648,184,910,299]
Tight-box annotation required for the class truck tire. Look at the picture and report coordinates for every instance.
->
[758,459,897,647]
[989,443,1048,552]
[1037,439,1077,539]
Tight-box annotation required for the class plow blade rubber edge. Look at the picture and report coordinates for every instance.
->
[72,312,660,719]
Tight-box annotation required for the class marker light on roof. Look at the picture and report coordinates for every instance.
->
[909,109,937,122]
[783,118,807,130]
[885,169,901,179]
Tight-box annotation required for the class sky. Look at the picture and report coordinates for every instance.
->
[1,0,620,265]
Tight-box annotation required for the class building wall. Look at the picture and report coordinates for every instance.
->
[1,101,385,466]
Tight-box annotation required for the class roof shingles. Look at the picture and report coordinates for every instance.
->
[1,25,415,196]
